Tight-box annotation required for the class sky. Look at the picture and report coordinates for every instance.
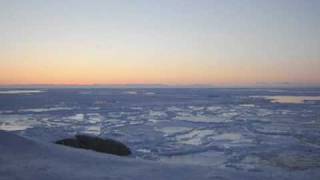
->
[0,0,319,87]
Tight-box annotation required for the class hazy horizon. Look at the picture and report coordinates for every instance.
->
[0,83,319,89]
[1,0,319,86]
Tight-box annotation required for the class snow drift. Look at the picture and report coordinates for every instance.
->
[1,131,319,180]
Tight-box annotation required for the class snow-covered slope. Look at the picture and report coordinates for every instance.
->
[0,131,317,180]
[0,130,208,180]
[0,131,218,180]
[0,131,319,180]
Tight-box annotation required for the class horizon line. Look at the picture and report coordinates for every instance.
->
[0,83,319,89]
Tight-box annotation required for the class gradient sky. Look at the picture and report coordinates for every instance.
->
[0,0,319,86]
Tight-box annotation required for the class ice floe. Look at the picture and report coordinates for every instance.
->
[82,125,101,135]
[211,133,242,141]
[149,110,167,117]
[156,127,192,136]
[145,92,156,95]
[66,114,85,122]
[206,106,222,112]
[176,129,214,145]
[0,90,44,94]
[252,96,320,104]
[19,107,73,113]
[123,91,138,95]
[0,115,40,131]
[174,112,234,123]
[167,106,183,112]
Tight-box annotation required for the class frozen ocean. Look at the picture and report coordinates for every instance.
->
[0,88,320,176]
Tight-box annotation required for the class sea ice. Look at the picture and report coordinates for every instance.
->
[0,90,44,94]
[156,127,192,137]
[252,96,320,104]
[176,129,214,145]
[66,114,85,122]
[19,107,73,113]
[211,133,242,141]
[174,112,233,123]
[0,115,40,131]
[82,125,101,135]
[123,91,138,95]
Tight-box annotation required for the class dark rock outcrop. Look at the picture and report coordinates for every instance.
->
[55,135,131,156]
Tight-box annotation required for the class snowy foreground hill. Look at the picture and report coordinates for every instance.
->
[0,130,240,180]
[0,130,319,180]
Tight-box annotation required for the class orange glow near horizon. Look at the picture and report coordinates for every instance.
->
[1,46,319,86]
[1,1,320,87]
[1,55,319,86]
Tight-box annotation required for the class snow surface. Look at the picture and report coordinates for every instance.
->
[1,130,319,180]
[1,88,320,179]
